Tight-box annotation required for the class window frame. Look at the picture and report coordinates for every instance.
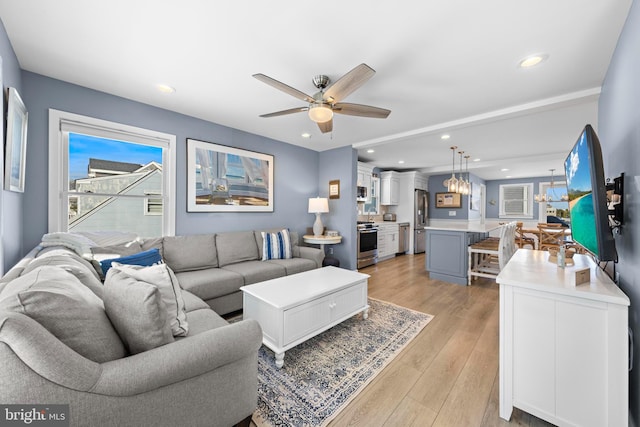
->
[48,109,176,236]
[499,183,533,218]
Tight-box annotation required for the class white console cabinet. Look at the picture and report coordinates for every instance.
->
[497,250,629,427]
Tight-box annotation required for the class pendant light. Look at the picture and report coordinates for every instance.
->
[462,155,471,195]
[535,168,568,203]
[446,146,459,193]
[458,150,467,195]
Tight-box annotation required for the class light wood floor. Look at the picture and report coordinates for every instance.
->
[327,254,554,427]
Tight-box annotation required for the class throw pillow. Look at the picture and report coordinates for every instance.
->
[108,262,189,336]
[99,248,162,277]
[0,266,127,363]
[261,229,293,260]
[103,268,175,354]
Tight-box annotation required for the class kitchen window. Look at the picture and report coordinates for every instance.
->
[48,110,176,237]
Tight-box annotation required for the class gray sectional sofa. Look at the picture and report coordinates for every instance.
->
[0,229,324,426]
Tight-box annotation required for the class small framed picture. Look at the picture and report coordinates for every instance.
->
[329,179,340,199]
[436,192,461,208]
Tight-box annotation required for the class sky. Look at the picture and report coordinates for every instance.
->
[68,133,163,181]
[564,131,592,193]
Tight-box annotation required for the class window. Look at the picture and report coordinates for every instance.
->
[499,183,533,218]
[537,181,570,223]
[48,110,176,237]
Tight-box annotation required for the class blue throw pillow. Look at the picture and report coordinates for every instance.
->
[100,248,163,277]
[261,229,292,260]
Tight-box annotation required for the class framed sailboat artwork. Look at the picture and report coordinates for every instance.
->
[186,139,274,212]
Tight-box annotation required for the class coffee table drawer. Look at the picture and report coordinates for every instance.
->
[283,281,367,345]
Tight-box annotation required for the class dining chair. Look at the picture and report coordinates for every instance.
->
[515,222,536,249]
[537,223,567,251]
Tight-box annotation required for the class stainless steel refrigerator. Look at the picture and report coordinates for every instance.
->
[414,189,428,253]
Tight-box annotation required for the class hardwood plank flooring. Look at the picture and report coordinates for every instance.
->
[251,254,554,426]
[328,253,554,427]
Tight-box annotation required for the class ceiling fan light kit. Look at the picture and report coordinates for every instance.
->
[254,63,391,134]
[308,103,333,123]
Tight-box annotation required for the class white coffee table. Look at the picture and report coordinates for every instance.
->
[240,266,370,368]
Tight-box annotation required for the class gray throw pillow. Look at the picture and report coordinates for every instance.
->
[103,269,175,354]
[108,262,189,336]
[0,266,127,363]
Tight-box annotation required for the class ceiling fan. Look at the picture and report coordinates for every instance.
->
[253,63,391,134]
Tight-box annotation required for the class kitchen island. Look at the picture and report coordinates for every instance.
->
[424,222,502,285]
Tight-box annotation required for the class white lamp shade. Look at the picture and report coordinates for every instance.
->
[308,104,333,123]
[308,197,329,213]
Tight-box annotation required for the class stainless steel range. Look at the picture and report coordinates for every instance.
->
[357,222,378,268]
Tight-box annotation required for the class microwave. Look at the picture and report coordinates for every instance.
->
[357,186,367,201]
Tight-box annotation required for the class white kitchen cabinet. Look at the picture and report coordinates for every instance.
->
[497,250,629,427]
[380,171,400,205]
[376,223,399,260]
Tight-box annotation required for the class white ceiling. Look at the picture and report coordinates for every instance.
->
[0,0,632,180]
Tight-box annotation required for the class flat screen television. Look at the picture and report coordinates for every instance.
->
[564,124,616,261]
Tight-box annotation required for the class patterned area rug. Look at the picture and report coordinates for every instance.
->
[252,298,434,427]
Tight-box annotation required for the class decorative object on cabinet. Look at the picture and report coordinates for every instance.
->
[329,179,340,199]
[186,138,273,212]
[4,87,28,192]
[308,197,329,236]
[436,192,461,208]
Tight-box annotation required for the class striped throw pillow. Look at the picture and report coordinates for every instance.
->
[261,229,293,260]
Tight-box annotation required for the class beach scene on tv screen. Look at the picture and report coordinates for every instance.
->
[565,132,598,255]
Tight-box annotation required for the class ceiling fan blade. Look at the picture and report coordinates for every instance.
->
[259,107,308,118]
[317,119,333,134]
[323,63,375,103]
[333,102,391,119]
[253,73,315,103]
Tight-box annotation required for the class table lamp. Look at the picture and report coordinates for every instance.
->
[308,197,329,236]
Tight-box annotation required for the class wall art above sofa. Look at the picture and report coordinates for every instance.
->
[186,138,274,212]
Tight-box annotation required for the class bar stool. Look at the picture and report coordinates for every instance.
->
[468,222,517,285]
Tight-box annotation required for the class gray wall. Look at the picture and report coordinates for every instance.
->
[427,173,485,220]
[319,146,358,270]
[20,71,324,260]
[0,19,24,273]
[485,175,558,220]
[598,0,640,423]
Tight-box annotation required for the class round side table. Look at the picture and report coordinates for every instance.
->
[303,235,342,267]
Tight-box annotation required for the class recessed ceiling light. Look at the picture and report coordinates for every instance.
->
[156,84,176,94]
[441,134,450,140]
[473,158,481,162]
[398,160,405,164]
[367,149,375,153]
[501,168,509,172]
[506,175,513,178]
[518,54,549,68]
[301,132,311,138]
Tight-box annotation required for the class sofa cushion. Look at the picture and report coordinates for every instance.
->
[99,248,163,277]
[103,268,175,354]
[162,234,217,272]
[221,261,286,285]
[109,262,189,337]
[22,251,104,299]
[181,289,210,312]
[265,257,317,275]
[216,231,259,267]
[175,268,244,301]
[140,237,165,258]
[179,308,229,337]
[260,229,292,260]
[0,266,126,363]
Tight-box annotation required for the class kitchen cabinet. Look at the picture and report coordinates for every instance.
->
[497,250,629,427]
[380,171,400,205]
[357,162,374,202]
[376,223,399,260]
